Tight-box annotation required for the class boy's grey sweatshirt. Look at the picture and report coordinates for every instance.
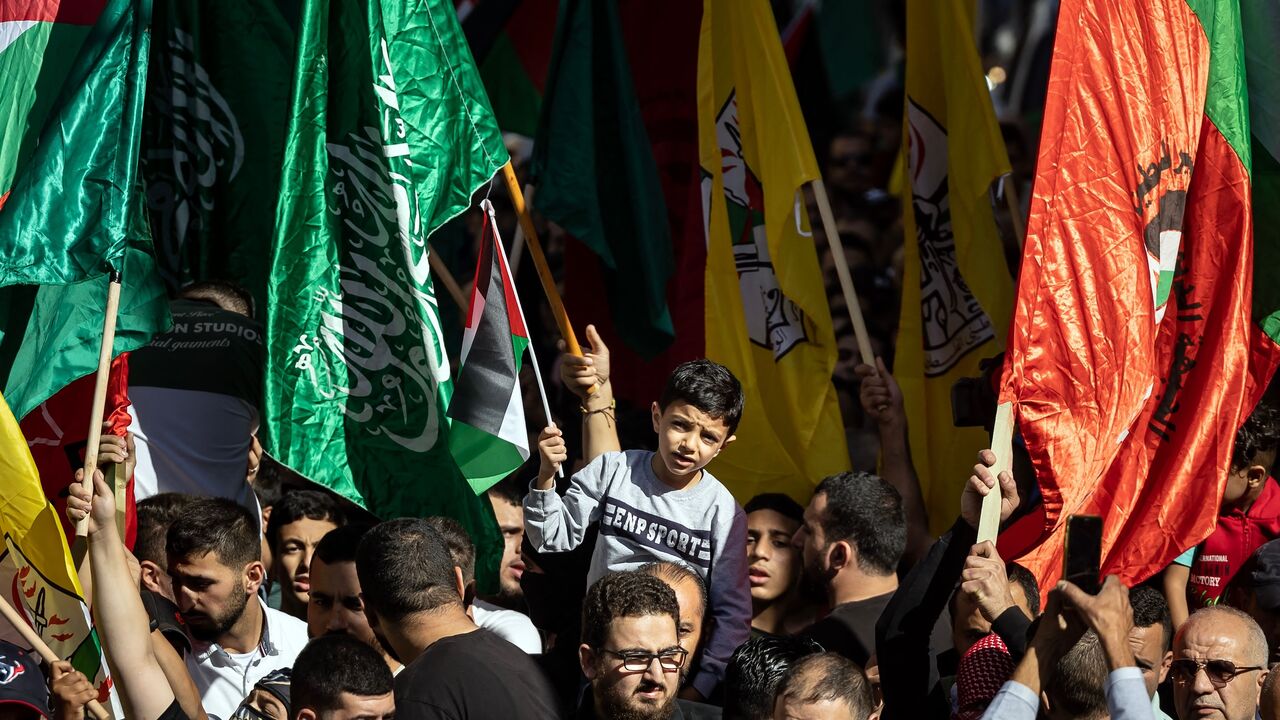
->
[523,449,751,698]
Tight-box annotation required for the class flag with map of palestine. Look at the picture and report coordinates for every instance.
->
[697,0,849,503]
[999,0,1280,586]
[265,0,509,586]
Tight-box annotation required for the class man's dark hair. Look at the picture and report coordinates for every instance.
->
[425,516,476,584]
[813,472,905,575]
[178,279,255,318]
[1047,631,1108,720]
[291,634,392,713]
[265,489,346,551]
[166,498,261,570]
[1233,401,1280,471]
[486,475,524,508]
[356,519,460,621]
[725,635,824,720]
[659,359,745,436]
[314,524,373,566]
[1130,584,1173,650]
[638,561,707,615]
[135,493,195,567]
[1006,562,1041,617]
[774,652,874,720]
[581,571,681,649]
[252,458,286,509]
[744,493,804,524]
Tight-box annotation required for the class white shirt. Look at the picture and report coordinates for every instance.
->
[185,598,309,720]
[472,599,542,654]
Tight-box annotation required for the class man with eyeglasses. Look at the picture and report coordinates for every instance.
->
[578,571,715,719]
[1171,605,1270,720]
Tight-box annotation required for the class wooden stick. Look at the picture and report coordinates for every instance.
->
[499,162,594,393]
[810,179,875,365]
[977,401,1015,543]
[0,594,110,719]
[1002,174,1026,250]
[508,184,535,277]
[75,272,122,538]
[429,251,468,312]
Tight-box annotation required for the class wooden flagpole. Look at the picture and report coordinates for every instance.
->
[977,401,1015,543]
[75,272,122,538]
[0,594,110,719]
[809,179,875,365]
[508,184,535,277]
[499,161,595,395]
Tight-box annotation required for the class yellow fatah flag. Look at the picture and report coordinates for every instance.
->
[698,0,850,503]
[0,393,116,713]
[896,0,1015,533]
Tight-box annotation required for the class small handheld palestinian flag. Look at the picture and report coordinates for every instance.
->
[449,200,554,493]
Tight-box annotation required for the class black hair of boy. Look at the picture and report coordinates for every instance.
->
[743,493,804,524]
[1130,584,1173,649]
[291,634,393,713]
[265,489,347,551]
[724,634,824,720]
[813,471,906,575]
[425,516,477,583]
[356,519,459,621]
[581,571,681,649]
[166,497,260,569]
[1006,561,1041,617]
[136,493,195,567]
[1233,401,1280,471]
[659,359,745,435]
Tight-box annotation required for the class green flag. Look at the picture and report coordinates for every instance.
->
[266,0,508,583]
[0,0,170,419]
[0,0,151,286]
[531,0,675,358]
[141,0,298,303]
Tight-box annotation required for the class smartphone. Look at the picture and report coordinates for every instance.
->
[1063,514,1103,594]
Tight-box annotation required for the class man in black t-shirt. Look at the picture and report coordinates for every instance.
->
[355,519,559,720]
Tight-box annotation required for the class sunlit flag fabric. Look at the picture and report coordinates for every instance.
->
[999,0,1280,585]
[448,205,531,495]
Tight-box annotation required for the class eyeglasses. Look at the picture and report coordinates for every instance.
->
[1169,658,1265,687]
[599,647,689,673]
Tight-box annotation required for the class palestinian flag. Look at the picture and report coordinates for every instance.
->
[999,0,1279,585]
[448,204,531,495]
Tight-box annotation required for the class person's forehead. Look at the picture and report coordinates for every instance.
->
[310,558,361,594]
[488,496,523,527]
[747,509,799,535]
[172,551,233,578]
[669,577,705,618]
[1178,616,1249,659]
[777,696,853,720]
[1129,624,1165,659]
[662,401,730,433]
[247,688,287,716]
[607,614,679,650]
[278,516,339,541]
[335,691,394,715]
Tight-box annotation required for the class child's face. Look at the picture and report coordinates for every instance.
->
[650,400,735,480]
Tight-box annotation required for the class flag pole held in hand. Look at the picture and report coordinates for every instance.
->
[0,593,109,720]
[500,160,595,395]
[75,271,122,538]
[978,401,1015,543]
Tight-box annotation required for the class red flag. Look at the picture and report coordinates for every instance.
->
[20,355,136,549]
[1000,0,1261,585]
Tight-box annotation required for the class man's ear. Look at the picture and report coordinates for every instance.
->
[579,644,598,679]
[297,709,317,720]
[651,402,662,432]
[453,566,467,602]
[828,540,853,572]
[244,560,266,595]
[1158,650,1173,684]
[260,505,272,534]
[1039,691,1051,715]
[139,560,165,595]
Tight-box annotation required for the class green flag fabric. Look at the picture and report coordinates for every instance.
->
[0,0,151,286]
[266,0,508,582]
[531,0,675,358]
[141,0,298,302]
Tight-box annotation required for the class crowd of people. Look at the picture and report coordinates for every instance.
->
[0,270,1275,720]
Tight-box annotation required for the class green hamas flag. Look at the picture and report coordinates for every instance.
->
[0,0,150,286]
[532,0,675,358]
[266,0,508,581]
